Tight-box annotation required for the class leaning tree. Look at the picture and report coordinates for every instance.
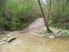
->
[38,0,52,33]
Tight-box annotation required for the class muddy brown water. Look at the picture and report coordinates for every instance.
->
[0,33,69,52]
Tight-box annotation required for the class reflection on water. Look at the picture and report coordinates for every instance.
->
[0,33,69,52]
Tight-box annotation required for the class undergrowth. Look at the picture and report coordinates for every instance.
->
[42,29,53,34]
[61,32,69,37]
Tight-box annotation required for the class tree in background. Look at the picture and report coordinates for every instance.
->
[38,0,53,33]
[46,0,69,29]
[47,0,51,22]
[0,0,6,34]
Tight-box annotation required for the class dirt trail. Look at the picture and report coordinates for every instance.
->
[22,18,45,33]
[24,18,69,33]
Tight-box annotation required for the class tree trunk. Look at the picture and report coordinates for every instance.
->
[38,0,50,30]
[47,0,51,22]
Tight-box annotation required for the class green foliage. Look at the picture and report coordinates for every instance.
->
[0,17,5,22]
[42,29,53,34]
[0,0,42,31]
[62,27,69,30]
[61,32,69,37]
[46,1,69,29]
[51,22,60,28]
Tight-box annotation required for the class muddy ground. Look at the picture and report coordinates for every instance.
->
[0,33,69,52]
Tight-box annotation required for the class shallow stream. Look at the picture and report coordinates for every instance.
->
[0,33,69,52]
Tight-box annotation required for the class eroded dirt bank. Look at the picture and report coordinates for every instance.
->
[0,33,69,52]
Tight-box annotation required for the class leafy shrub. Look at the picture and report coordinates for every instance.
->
[42,29,53,34]
[62,27,69,30]
[61,32,69,37]
[0,0,42,31]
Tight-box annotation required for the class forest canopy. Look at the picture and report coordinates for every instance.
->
[0,0,69,31]
[0,0,42,31]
